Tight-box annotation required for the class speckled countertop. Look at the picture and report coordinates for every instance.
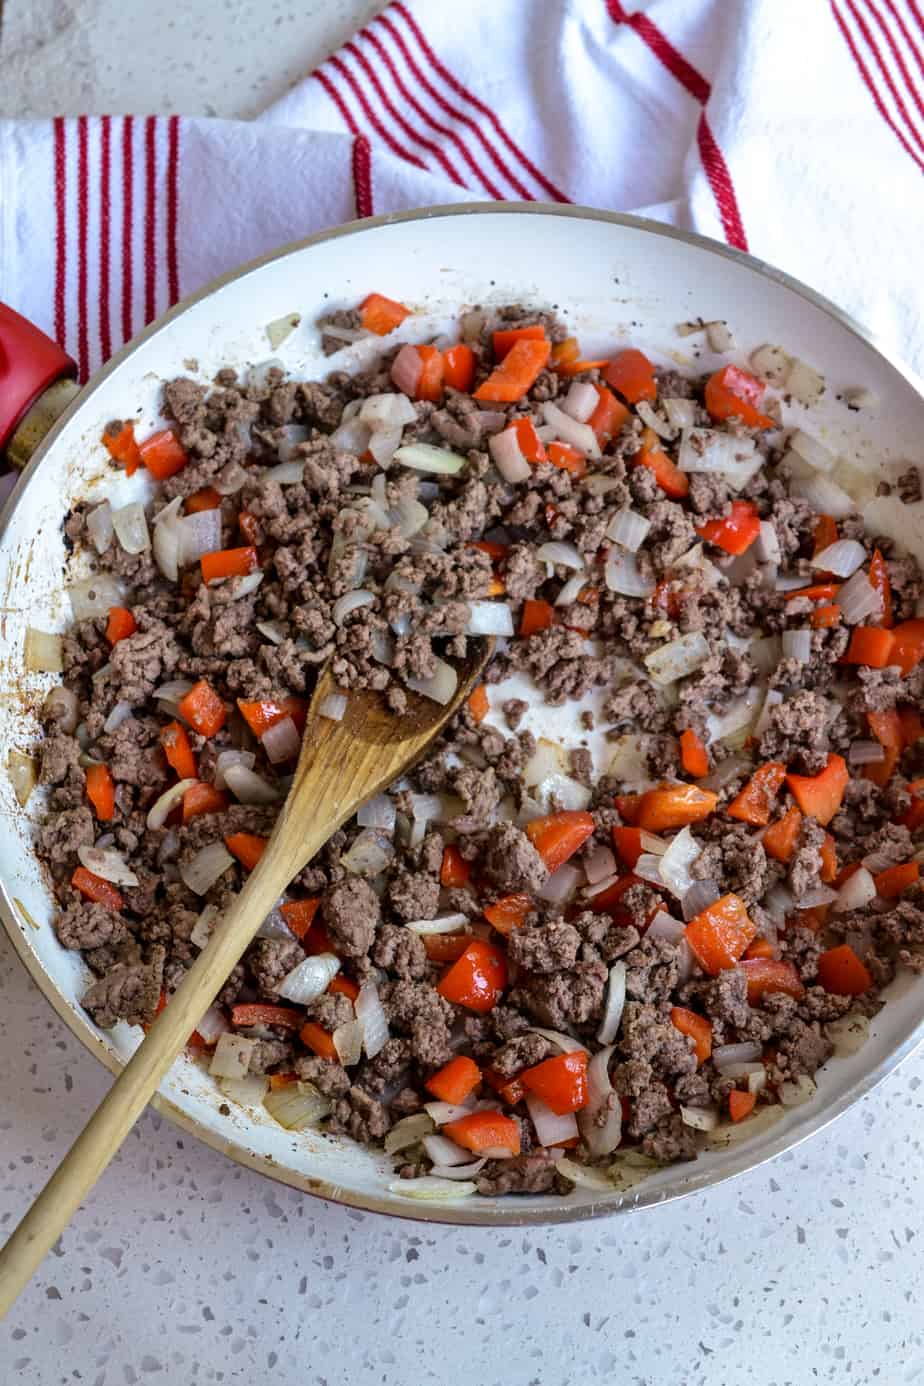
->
[2,4,924,1382]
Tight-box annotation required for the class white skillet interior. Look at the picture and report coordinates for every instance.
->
[1,205,924,1226]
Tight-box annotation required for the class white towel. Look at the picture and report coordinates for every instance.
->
[1,0,923,389]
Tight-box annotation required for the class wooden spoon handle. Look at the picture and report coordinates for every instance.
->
[0,827,307,1318]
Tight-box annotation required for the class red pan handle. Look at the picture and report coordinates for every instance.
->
[0,303,76,454]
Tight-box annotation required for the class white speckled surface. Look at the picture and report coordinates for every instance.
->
[2,3,924,1381]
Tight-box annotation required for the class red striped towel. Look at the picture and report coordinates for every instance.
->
[2,0,923,387]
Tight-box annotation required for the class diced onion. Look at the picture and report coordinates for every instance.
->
[356,793,397,832]
[180,841,235,896]
[530,1028,586,1053]
[356,980,390,1058]
[662,397,697,431]
[562,381,599,424]
[489,426,531,483]
[826,1012,870,1056]
[102,700,133,735]
[833,864,876,913]
[176,509,222,565]
[786,358,825,407]
[360,393,418,432]
[387,1177,477,1201]
[646,910,686,941]
[538,862,583,905]
[707,1104,784,1146]
[332,590,376,627]
[422,1133,471,1167]
[584,843,617,885]
[332,416,373,455]
[405,658,458,705]
[263,461,305,486]
[605,549,655,597]
[754,521,781,566]
[224,763,281,805]
[597,961,627,1043]
[677,429,757,475]
[213,749,255,790]
[195,1001,227,1043]
[779,1074,817,1107]
[750,634,782,676]
[705,320,735,352]
[555,574,588,607]
[658,826,700,900]
[633,853,665,886]
[555,1157,616,1192]
[209,1033,256,1080]
[266,312,300,349]
[385,1112,435,1154]
[153,678,194,714]
[848,740,886,766]
[749,344,792,387]
[264,1082,332,1131]
[405,913,471,935]
[711,687,761,745]
[790,473,855,521]
[255,620,286,647]
[24,627,63,673]
[77,845,139,886]
[681,1105,719,1131]
[319,693,347,721]
[368,426,403,467]
[424,1100,477,1126]
[605,508,651,553]
[577,1044,621,1157]
[7,750,37,807]
[526,1092,579,1147]
[277,952,340,1004]
[391,344,424,397]
[682,879,720,921]
[428,1160,488,1181]
[541,401,600,457]
[217,1074,270,1107]
[713,1041,762,1072]
[644,631,711,684]
[147,777,197,830]
[393,443,466,475]
[111,501,151,555]
[213,462,248,496]
[86,502,114,553]
[764,884,794,921]
[782,629,812,663]
[409,791,445,821]
[754,687,783,739]
[537,541,585,571]
[67,573,125,622]
[190,905,218,951]
[789,429,834,473]
[810,539,866,578]
[636,400,676,439]
[341,828,394,876]
[333,1019,364,1067]
[152,496,183,582]
[837,567,882,624]
[465,601,514,636]
[796,884,838,907]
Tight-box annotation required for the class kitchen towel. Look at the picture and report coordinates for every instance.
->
[1,0,923,390]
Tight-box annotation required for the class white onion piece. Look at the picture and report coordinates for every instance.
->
[86,502,114,553]
[711,687,761,744]
[465,601,514,636]
[562,380,599,424]
[393,443,466,474]
[530,1027,586,1054]
[754,687,783,739]
[681,879,720,921]
[749,343,792,387]
[536,540,585,570]
[180,841,235,896]
[264,461,307,488]
[578,1044,621,1157]
[554,1157,616,1192]
[102,700,133,735]
[360,392,418,431]
[7,750,37,807]
[780,1074,818,1107]
[266,312,300,350]
[408,791,445,821]
[848,740,886,766]
[195,1002,227,1044]
[277,952,340,1005]
[555,573,588,607]
[719,1062,765,1080]
[636,400,676,440]
[657,826,700,900]
[525,1092,579,1147]
[24,628,64,673]
[837,568,882,624]
[147,777,197,830]
[176,509,223,565]
[786,358,825,407]
[764,884,795,921]
[584,474,626,497]
[646,911,686,942]
[708,1105,784,1146]
[541,401,600,457]
[405,658,458,705]
[488,426,531,483]
[538,862,583,904]
[260,716,300,765]
[391,343,424,397]
[111,501,151,555]
[332,590,376,627]
[331,416,373,455]
[833,864,876,913]
[356,981,390,1058]
[811,539,866,578]
[213,749,255,790]
[384,1112,435,1154]
[368,425,403,468]
[223,763,280,806]
[826,1012,871,1056]
[796,883,838,907]
[153,679,194,716]
[662,397,697,430]
[789,429,834,473]
[584,843,617,885]
[782,629,812,663]
[333,1019,364,1068]
[681,1105,719,1131]
[264,1083,332,1131]
[405,914,471,935]
[750,634,782,676]
[67,573,125,622]
[705,320,735,352]
[713,1041,762,1071]
[190,904,218,951]
[77,845,140,887]
[790,473,855,520]
[341,828,394,876]
[422,1133,472,1167]
[677,429,757,474]
[428,1160,487,1181]
[605,549,655,597]
[597,961,627,1043]
[356,793,397,832]
[387,1177,477,1200]
[605,508,651,553]
[633,853,665,887]
[248,358,284,390]
[209,1033,256,1080]
[424,1100,477,1126]
[319,693,347,721]
[644,631,711,684]
[754,520,781,566]
[217,1074,270,1107]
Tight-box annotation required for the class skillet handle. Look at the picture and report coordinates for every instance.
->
[0,303,78,467]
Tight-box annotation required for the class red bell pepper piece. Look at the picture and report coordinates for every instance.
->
[866,709,903,788]
[635,783,718,833]
[85,763,115,821]
[442,343,476,393]
[101,420,143,475]
[612,826,644,869]
[726,762,787,826]
[422,932,471,962]
[160,721,197,780]
[440,845,471,889]
[583,873,639,913]
[231,1003,303,1031]
[685,893,756,975]
[437,938,507,1012]
[547,441,587,477]
[812,603,842,629]
[521,1050,589,1114]
[843,626,896,668]
[729,1089,757,1122]
[238,510,260,546]
[442,1110,521,1155]
[704,364,774,429]
[680,728,709,778]
[519,598,555,637]
[869,548,893,627]
[588,385,631,444]
[467,684,489,724]
[634,427,689,499]
[888,619,924,676]
[225,832,267,871]
[603,348,657,403]
[413,344,445,403]
[185,486,222,513]
[813,514,838,558]
[328,975,360,1001]
[898,778,924,833]
[670,1007,713,1065]
[475,337,551,402]
[696,500,761,556]
[483,893,533,935]
[138,428,188,479]
[525,810,595,872]
[785,753,849,825]
[182,781,229,823]
[492,324,546,360]
[743,936,776,960]
[816,944,873,996]
[820,833,838,884]
[875,861,919,898]
[359,292,410,335]
[72,866,123,910]
[509,416,547,463]
[300,1022,338,1062]
[200,546,259,585]
[178,679,226,738]
[105,606,137,645]
[761,805,803,863]
[737,957,805,1003]
[425,1055,482,1105]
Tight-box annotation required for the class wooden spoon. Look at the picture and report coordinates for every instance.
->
[0,640,493,1316]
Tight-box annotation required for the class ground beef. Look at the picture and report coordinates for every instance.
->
[478,822,548,894]
[507,917,581,973]
[489,1032,553,1077]
[641,1113,700,1163]
[476,1153,566,1196]
[323,878,379,957]
[371,923,427,979]
[248,938,305,996]
[788,817,828,901]
[56,900,130,951]
[510,960,607,1029]
[380,980,455,1068]
[388,869,440,923]
[758,690,832,774]
[329,1086,392,1142]
[82,945,165,1029]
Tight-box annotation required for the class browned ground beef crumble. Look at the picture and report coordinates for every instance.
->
[33,303,924,1197]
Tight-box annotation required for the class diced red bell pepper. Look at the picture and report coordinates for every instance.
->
[300,1021,338,1061]
[105,606,137,645]
[866,709,903,788]
[483,1067,528,1107]
[603,348,657,403]
[160,721,197,780]
[635,783,718,833]
[201,546,259,585]
[437,938,507,1012]
[238,510,260,546]
[467,684,489,724]
[425,1055,482,1105]
[685,893,756,975]
[820,833,838,884]
[225,832,267,871]
[696,500,761,556]
[737,957,805,1003]
[726,762,787,826]
[816,944,873,996]
[525,810,595,872]
[899,778,924,833]
[85,763,115,821]
[510,416,547,463]
[442,1110,521,1156]
[231,1003,303,1031]
[812,514,838,558]
[328,975,360,1002]
[415,344,445,403]
[521,1050,589,1114]
[547,441,587,477]
[843,626,896,668]
[670,1007,713,1065]
[182,781,229,822]
[785,754,849,826]
[588,385,631,444]
[680,728,709,778]
[440,845,471,889]
[101,420,143,475]
[483,893,533,935]
[442,343,476,392]
[612,826,644,869]
[423,932,472,962]
[185,486,222,514]
[888,619,924,676]
[475,338,551,402]
[279,898,321,941]
[635,427,689,499]
[138,428,188,479]
[614,793,642,825]
[743,936,776,960]
[359,292,410,335]
[704,364,774,429]
[812,603,842,629]
[519,598,555,637]
[729,1089,757,1122]
[875,860,919,898]
[762,805,803,863]
[869,548,893,627]
[492,323,546,361]
[72,866,123,910]
[784,582,841,604]
[179,679,227,738]
[583,873,639,913]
